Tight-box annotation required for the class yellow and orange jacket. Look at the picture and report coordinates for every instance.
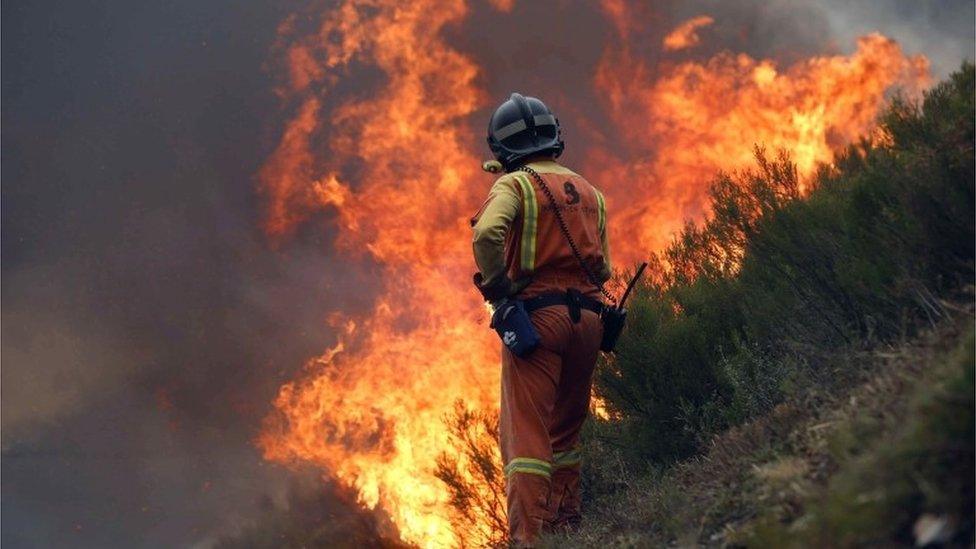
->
[471,159,611,300]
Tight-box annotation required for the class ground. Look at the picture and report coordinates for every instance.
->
[545,301,974,548]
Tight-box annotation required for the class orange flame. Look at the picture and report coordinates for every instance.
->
[592,24,930,262]
[663,15,715,51]
[257,2,496,546]
[256,1,930,546]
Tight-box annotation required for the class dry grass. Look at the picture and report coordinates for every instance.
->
[541,306,974,548]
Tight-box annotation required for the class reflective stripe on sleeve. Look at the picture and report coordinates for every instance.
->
[513,174,538,273]
[594,189,606,234]
[504,457,552,479]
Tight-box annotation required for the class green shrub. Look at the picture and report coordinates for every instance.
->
[595,64,975,468]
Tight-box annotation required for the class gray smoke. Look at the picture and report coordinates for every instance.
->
[2,1,381,546]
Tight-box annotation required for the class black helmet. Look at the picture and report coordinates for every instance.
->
[487,93,564,171]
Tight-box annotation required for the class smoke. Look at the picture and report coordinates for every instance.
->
[2,1,383,546]
[814,0,975,78]
[1,0,971,547]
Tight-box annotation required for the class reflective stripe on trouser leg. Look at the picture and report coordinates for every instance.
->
[552,447,581,469]
[504,457,553,479]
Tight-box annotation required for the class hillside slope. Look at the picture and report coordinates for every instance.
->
[544,311,974,547]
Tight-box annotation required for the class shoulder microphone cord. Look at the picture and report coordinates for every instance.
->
[518,165,618,308]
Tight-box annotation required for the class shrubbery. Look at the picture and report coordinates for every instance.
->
[594,63,975,468]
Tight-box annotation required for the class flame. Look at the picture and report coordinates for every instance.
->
[256,1,930,546]
[592,20,930,262]
[663,15,715,51]
[257,2,496,546]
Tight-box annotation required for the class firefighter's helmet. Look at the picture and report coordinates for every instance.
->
[487,93,564,171]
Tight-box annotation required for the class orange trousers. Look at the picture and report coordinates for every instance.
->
[500,305,602,546]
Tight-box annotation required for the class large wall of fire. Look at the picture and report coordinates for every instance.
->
[255,1,929,546]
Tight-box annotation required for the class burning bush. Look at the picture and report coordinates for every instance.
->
[594,63,975,470]
[434,402,507,547]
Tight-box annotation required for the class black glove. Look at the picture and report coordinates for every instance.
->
[473,272,513,302]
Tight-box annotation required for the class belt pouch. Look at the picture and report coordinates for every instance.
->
[491,300,541,357]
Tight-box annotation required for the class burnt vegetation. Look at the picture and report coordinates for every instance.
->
[441,64,975,547]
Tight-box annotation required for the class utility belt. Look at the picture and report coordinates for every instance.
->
[491,289,606,358]
[525,289,626,354]
[523,290,603,322]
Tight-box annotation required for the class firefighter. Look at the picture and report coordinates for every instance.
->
[471,93,612,546]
